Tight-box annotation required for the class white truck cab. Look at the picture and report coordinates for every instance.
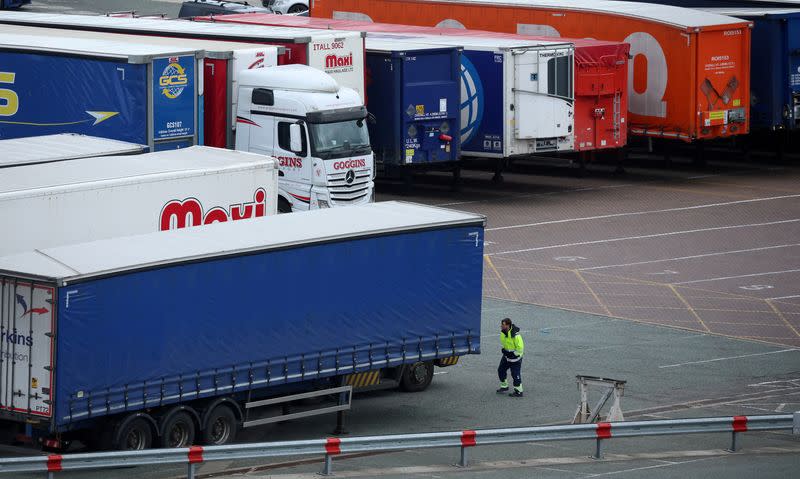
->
[235,65,374,212]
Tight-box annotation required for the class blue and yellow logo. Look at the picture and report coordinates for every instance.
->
[159,60,188,99]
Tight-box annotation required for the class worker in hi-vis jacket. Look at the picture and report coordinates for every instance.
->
[497,317,524,397]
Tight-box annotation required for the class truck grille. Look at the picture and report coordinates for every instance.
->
[328,171,371,203]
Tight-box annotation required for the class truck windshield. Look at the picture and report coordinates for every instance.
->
[308,119,371,160]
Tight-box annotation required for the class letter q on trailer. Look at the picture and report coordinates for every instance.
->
[314,0,753,142]
[215,13,630,154]
[0,32,201,150]
[0,146,278,257]
[362,39,462,175]
[0,12,367,102]
[0,134,147,168]
[0,24,284,150]
[0,202,484,442]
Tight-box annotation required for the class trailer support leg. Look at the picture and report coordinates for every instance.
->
[492,158,505,183]
[614,148,626,175]
[451,165,462,192]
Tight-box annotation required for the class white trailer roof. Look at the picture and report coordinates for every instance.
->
[0,12,363,43]
[366,32,570,50]
[0,201,485,283]
[0,24,285,59]
[702,8,800,16]
[366,38,464,52]
[386,0,749,29]
[0,32,201,62]
[0,134,147,168]
[0,146,275,197]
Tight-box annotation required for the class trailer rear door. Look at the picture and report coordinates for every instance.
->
[0,277,55,419]
[513,47,573,140]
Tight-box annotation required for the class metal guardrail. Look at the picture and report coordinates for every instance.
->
[1,413,797,478]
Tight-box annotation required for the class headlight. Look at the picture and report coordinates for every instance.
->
[318,200,330,209]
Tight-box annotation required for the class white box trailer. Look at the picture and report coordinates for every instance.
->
[0,12,367,101]
[0,24,283,150]
[0,134,147,168]
[0,146,278,256]
[367,33,576,157]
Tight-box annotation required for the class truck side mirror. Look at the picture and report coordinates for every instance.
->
[252,88,274,106]
[289,123,303,153]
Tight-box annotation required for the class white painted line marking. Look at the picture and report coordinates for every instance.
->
[489,219,800,256]
[579,244,800,271]
[776,403,786,412]
[674,269,800,285]
[659,349,800,368]
[768,295,800,300]
[739,284,774,291]
[436,184,634,207]
[486,194,800,232]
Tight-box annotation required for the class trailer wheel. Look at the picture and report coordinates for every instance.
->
[114,417,153,451]
[201,406,238,446]
[161,412,196,448]
[399,361,434,392]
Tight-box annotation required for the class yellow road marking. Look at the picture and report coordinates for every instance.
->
[766,300,800,339]
[485,255,518,301]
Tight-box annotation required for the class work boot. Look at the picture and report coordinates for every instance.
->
[496,387,509,394]
[509,390,523,398]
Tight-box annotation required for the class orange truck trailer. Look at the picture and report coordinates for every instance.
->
[312,0,752,142]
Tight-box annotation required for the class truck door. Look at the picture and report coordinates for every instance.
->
[275,119,313,210]
[513,48,573,140]
[0,277,55,419]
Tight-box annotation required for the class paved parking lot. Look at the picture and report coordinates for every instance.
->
[382,160,800,348]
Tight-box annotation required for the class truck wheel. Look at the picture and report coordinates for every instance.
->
[201,406,238,446]
[161,412,196,448]
[114,417,153,450]
[278,197,292,214]
[399,361,434,392]
[288,4,308,14]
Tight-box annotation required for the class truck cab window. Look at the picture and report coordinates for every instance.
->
[278,121,307,156]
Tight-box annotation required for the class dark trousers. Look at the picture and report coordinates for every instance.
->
[498,356,522,388]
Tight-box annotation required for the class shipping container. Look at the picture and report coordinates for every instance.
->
[0,32,201,150]
[0,146,278,257]
[0,134,147,168]
[0,24,283,150]
[209,13,630,154]
[363,39,461,175]
[0,12,366,101]
[0,201,484,449]
[312,0,753,142]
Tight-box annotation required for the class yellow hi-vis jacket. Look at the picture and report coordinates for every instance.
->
[500,325,524,362]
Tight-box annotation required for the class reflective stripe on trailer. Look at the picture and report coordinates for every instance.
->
[436,356,460,367]
[345,370,381,388]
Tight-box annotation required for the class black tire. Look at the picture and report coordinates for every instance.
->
[114,417,153,451]
[288,4,308,14]
[399,361,434,392]
[278,196,292,214]
[160,411,196,448]
[201,406,238,446]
